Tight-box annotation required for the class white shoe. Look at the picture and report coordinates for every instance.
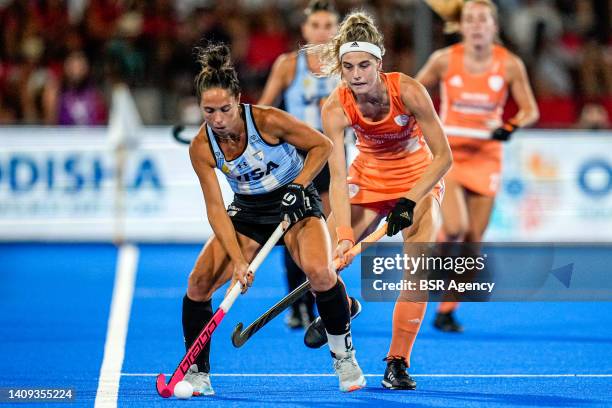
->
[333,350,366,392]
[183,364,214,396]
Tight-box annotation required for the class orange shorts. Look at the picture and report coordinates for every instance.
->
[358,194,442,216]
[447,136,502,197]
[347,153,444,213]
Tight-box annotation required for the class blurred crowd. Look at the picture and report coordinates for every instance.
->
[0,0,610,128]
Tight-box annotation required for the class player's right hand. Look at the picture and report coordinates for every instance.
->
[386,198,416,236]
[334,239,355,271]
[228,260,252,295]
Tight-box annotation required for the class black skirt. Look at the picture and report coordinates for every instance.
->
[227,183,324,246]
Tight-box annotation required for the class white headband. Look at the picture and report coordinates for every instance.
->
[339,41,382,60]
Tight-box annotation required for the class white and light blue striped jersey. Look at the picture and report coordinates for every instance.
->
[206,104,303,195]
[283,51,338,130]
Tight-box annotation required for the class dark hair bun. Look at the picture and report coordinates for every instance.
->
[194,42,241,98]
[201,43,231,70]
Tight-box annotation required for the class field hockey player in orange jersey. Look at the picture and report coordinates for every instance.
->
[303,10,452,390]
[417,0,539,332]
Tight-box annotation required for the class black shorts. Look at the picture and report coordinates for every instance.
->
[312,163,330,194]
[228,183,324,246]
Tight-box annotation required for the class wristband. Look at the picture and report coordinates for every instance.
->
[336,226,355,246]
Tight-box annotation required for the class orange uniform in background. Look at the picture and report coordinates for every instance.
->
[339,72,444,213]
[440,43,510,197]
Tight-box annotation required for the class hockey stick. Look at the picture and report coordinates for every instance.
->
[231,223,387,348]
[172,124,191,144]
[156,223,286,398]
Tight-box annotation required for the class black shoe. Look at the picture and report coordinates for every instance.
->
[433,311,464,333]
[304,297,361,348]
[381,357,416,390]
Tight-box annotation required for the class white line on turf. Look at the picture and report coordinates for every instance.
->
[95,245,139,408]
[122,373,612,378]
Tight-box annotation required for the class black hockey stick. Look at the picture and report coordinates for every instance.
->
[231,279,310,347]
[231,224,387,347]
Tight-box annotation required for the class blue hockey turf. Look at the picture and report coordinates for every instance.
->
[1,243,612,407]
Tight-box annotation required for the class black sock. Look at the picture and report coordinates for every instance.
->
[182,295,212,373]
[315,280,350,335]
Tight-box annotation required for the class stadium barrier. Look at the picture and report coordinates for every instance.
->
[0,127,610,242]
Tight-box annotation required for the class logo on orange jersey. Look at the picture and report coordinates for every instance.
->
[488,75,504,92]
[394,114,410,126]
[449,75,463,87]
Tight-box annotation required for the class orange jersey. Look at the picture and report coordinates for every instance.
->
[441,43,509,137]
[440,44,510,196]
[338,72,443,206]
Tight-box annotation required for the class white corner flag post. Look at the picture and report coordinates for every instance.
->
[107,83,143,245]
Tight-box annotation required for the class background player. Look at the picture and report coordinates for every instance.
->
[306,10,452,390]
[416,0,540,332]
[182,43,365,395]
[258,0,340,329]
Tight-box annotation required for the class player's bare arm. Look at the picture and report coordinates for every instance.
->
[415,48,451,90]
[321,91,355,262]
[252,105,332,187]
[189,127,247,267]
[400,74,452,203]
[506,53,539,128]
[321,91,352,229]
[257,53,296,105]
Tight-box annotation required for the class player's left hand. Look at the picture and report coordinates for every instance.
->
[385,198,416,237]
[227,260,253,295]
[491,122,519,141]
[280,183,310,224]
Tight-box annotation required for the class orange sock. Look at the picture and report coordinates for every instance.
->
[437,301,459,313]
[387,301,426,366]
